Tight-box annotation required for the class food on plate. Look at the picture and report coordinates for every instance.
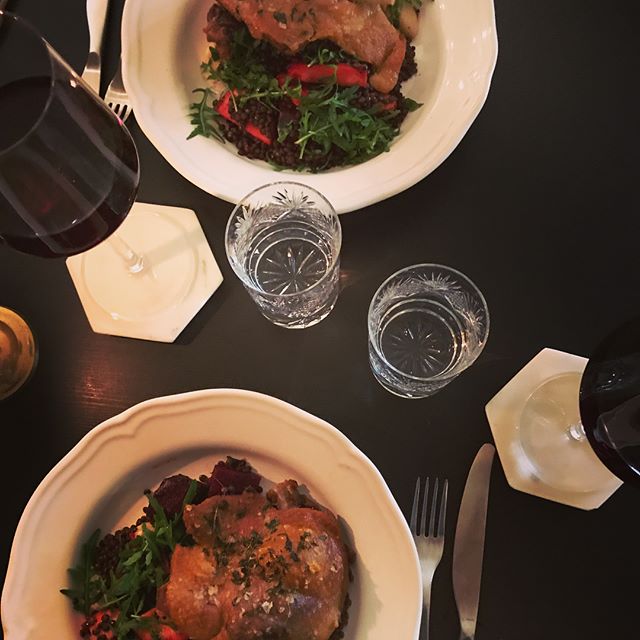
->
[61,457,353,640]
[188,0,423,171]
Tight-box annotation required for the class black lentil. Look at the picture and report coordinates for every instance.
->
[94,525,137,579]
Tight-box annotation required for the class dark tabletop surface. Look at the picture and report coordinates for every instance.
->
[2,0,640,637]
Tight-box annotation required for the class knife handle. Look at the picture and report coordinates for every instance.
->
[86,0,109,55]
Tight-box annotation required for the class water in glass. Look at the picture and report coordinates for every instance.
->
[226,183,341,328]
[368,264,489,398]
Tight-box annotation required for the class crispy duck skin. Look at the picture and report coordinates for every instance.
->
[165,481,350,640]
[206,0,406,92]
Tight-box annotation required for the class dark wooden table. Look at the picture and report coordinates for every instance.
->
[2,0,640,637]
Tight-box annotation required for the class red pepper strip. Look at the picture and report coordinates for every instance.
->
[245,123,272,145]
[215,92,272,144]
[286,63,368,87]
[380,100,397,111]
[215,91,239,125]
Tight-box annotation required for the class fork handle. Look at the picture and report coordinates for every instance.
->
[422,585,432,640]
[87,0,109,55]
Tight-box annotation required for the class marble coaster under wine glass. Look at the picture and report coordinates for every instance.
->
[67,202,223,342]
[486,348,622,510]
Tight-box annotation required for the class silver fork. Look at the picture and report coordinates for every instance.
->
[104,59,132,122]
[410,477,449,640]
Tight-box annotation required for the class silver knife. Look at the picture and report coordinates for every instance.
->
[81,0,110,95]
[452,443,496,640]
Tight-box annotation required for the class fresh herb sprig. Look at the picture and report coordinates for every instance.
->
[61,481,199,640]
[302,46,353,67]
[60,529,104,616]
[295,84,400,166]
[188,87,224,141]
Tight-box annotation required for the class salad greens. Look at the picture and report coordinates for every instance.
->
[188,22,421,171]
[61,482,199,640]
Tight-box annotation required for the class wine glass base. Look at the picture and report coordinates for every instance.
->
[519,372,618,493]
[485,348,622,510]
[67,202,223,343]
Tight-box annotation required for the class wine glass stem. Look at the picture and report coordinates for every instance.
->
[568,420,587,442]
[108,233,145,274]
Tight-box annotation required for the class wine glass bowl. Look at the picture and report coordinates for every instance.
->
[0,11,139,257]
[580,316,640,485]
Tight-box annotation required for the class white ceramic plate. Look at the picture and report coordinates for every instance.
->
[121,0,497,213]
[1,389,421,640]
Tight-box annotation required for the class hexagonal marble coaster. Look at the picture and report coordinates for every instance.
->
[485,348,622,510]
[67,202,223,343]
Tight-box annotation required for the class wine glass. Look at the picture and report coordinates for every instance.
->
[579,317,640,484]
[0,12,219,340]
[517,317,640,498]
[0,11,138,256]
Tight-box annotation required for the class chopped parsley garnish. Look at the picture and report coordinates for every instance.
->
[243,530,264,549]
[265,518,280,531]
[297,531,313,552]
[231,570,244,585]
[273,11,287,23]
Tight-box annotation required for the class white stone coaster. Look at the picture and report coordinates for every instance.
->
[67,202,223,343]
[486,348,622,510]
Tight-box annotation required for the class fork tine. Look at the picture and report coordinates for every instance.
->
[437,479,448,537]
[419,477,428,536]
[410,478,420,535]
[428,477,439,537]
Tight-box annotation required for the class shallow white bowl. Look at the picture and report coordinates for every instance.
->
[1,389,421,640]
[122,0,497,213]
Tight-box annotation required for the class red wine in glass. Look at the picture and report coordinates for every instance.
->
[0,13,139,258]
[580,317,640,485]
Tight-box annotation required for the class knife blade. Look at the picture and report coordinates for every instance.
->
[81,0,109,94]
[452,443,496,640]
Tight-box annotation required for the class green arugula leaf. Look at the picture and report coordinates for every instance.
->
[60,528,102,616]
[402,97,423,112]
[188,88,224,142]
